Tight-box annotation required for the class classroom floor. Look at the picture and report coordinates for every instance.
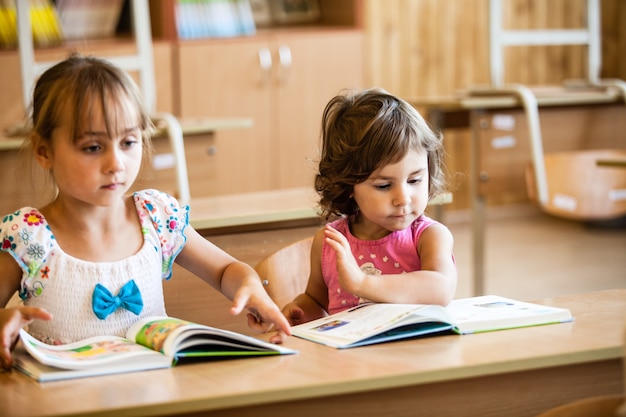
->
[207,203,626,301]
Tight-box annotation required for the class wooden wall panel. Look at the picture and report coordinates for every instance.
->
[601,0,626,80]
[363,0,626,210]
[364,0,624,95]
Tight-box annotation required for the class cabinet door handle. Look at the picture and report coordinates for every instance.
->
[258,47,272,86]
[278,45,292,85]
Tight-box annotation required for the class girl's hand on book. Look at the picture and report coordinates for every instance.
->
[229,287,292,340]
[270,302,307,345]
[0,306,53,369]
[267,303,306,344]
[281,303,306,326]
[268,328,290,344]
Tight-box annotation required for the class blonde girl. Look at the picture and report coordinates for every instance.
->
[0,54,289,369]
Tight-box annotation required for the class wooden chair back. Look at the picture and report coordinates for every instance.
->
[254,237,313,309]
[535,395,624,417]
[526,149,626,221]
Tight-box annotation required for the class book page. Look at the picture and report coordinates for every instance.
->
[18,329,167,370]
[292,303,449,346]
[447,295,573,334]
[127,316,189,355]
[126,316,297,358]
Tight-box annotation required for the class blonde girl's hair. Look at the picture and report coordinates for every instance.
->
[315,87,445,221]
[30,52,153,151]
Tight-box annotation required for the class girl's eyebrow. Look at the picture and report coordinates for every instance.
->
[373,167,427,180]
[82,126,140,137]
[409,168,427,176]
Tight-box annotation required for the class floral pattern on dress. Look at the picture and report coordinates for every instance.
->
[0,208,56,300]
[132,189,189,280]
[0,190,190,301]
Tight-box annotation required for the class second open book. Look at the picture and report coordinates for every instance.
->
[291,295,574,348]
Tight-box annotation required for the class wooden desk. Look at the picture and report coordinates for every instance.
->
[188,187,320,234]
[411,87,626,295]
[1,289,624,417]
[0,117,253,149]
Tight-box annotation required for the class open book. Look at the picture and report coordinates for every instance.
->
[291,295,573,349]
[14,316,297,382]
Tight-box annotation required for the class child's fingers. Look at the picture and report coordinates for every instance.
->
[21,307,53,323]
[0,328,16,370]
[0,307,53,370]
[269,330,289,344]
[229,288,292,336]
[0,346,12,370]
[246,312,268,332]
[285,306,306,326]
[246,309,291,337]
[229,298,245,316]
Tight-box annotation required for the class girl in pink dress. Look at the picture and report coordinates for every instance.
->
[273,88,456,341]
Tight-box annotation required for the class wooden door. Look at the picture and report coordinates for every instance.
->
[273,30,364,189]
[176,38,274,195]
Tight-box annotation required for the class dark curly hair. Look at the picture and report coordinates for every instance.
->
[315,88,445,221]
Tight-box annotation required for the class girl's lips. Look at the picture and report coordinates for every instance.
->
[391,212,411,218]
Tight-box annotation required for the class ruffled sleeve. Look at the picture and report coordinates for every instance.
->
[0,208,56,298]
[132,189,189,280]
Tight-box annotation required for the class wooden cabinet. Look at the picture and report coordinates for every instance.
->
[175,29,363,195]
[273,31,363,189]
[175,37,274,195]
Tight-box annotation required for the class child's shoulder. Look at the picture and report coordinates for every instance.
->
[0,207,54,258]
[131,189,189,232]
[132,189,187,213]
[1,207,46,229]
[132,188,178,203]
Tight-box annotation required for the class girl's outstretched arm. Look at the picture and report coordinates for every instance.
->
[174,227,291,337]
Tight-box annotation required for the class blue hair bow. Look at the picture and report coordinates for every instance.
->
[92,280,144,320]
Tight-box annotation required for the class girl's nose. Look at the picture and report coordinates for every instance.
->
[393,185,411,206]
[105,148,124,173]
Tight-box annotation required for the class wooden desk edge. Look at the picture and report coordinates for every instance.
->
[100,348,622,417]
[0,138,24,151]
[189,207,319,230]
[409,89,623,110]
[178,118,253,135]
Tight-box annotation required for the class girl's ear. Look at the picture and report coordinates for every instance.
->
[33,133,53,170]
